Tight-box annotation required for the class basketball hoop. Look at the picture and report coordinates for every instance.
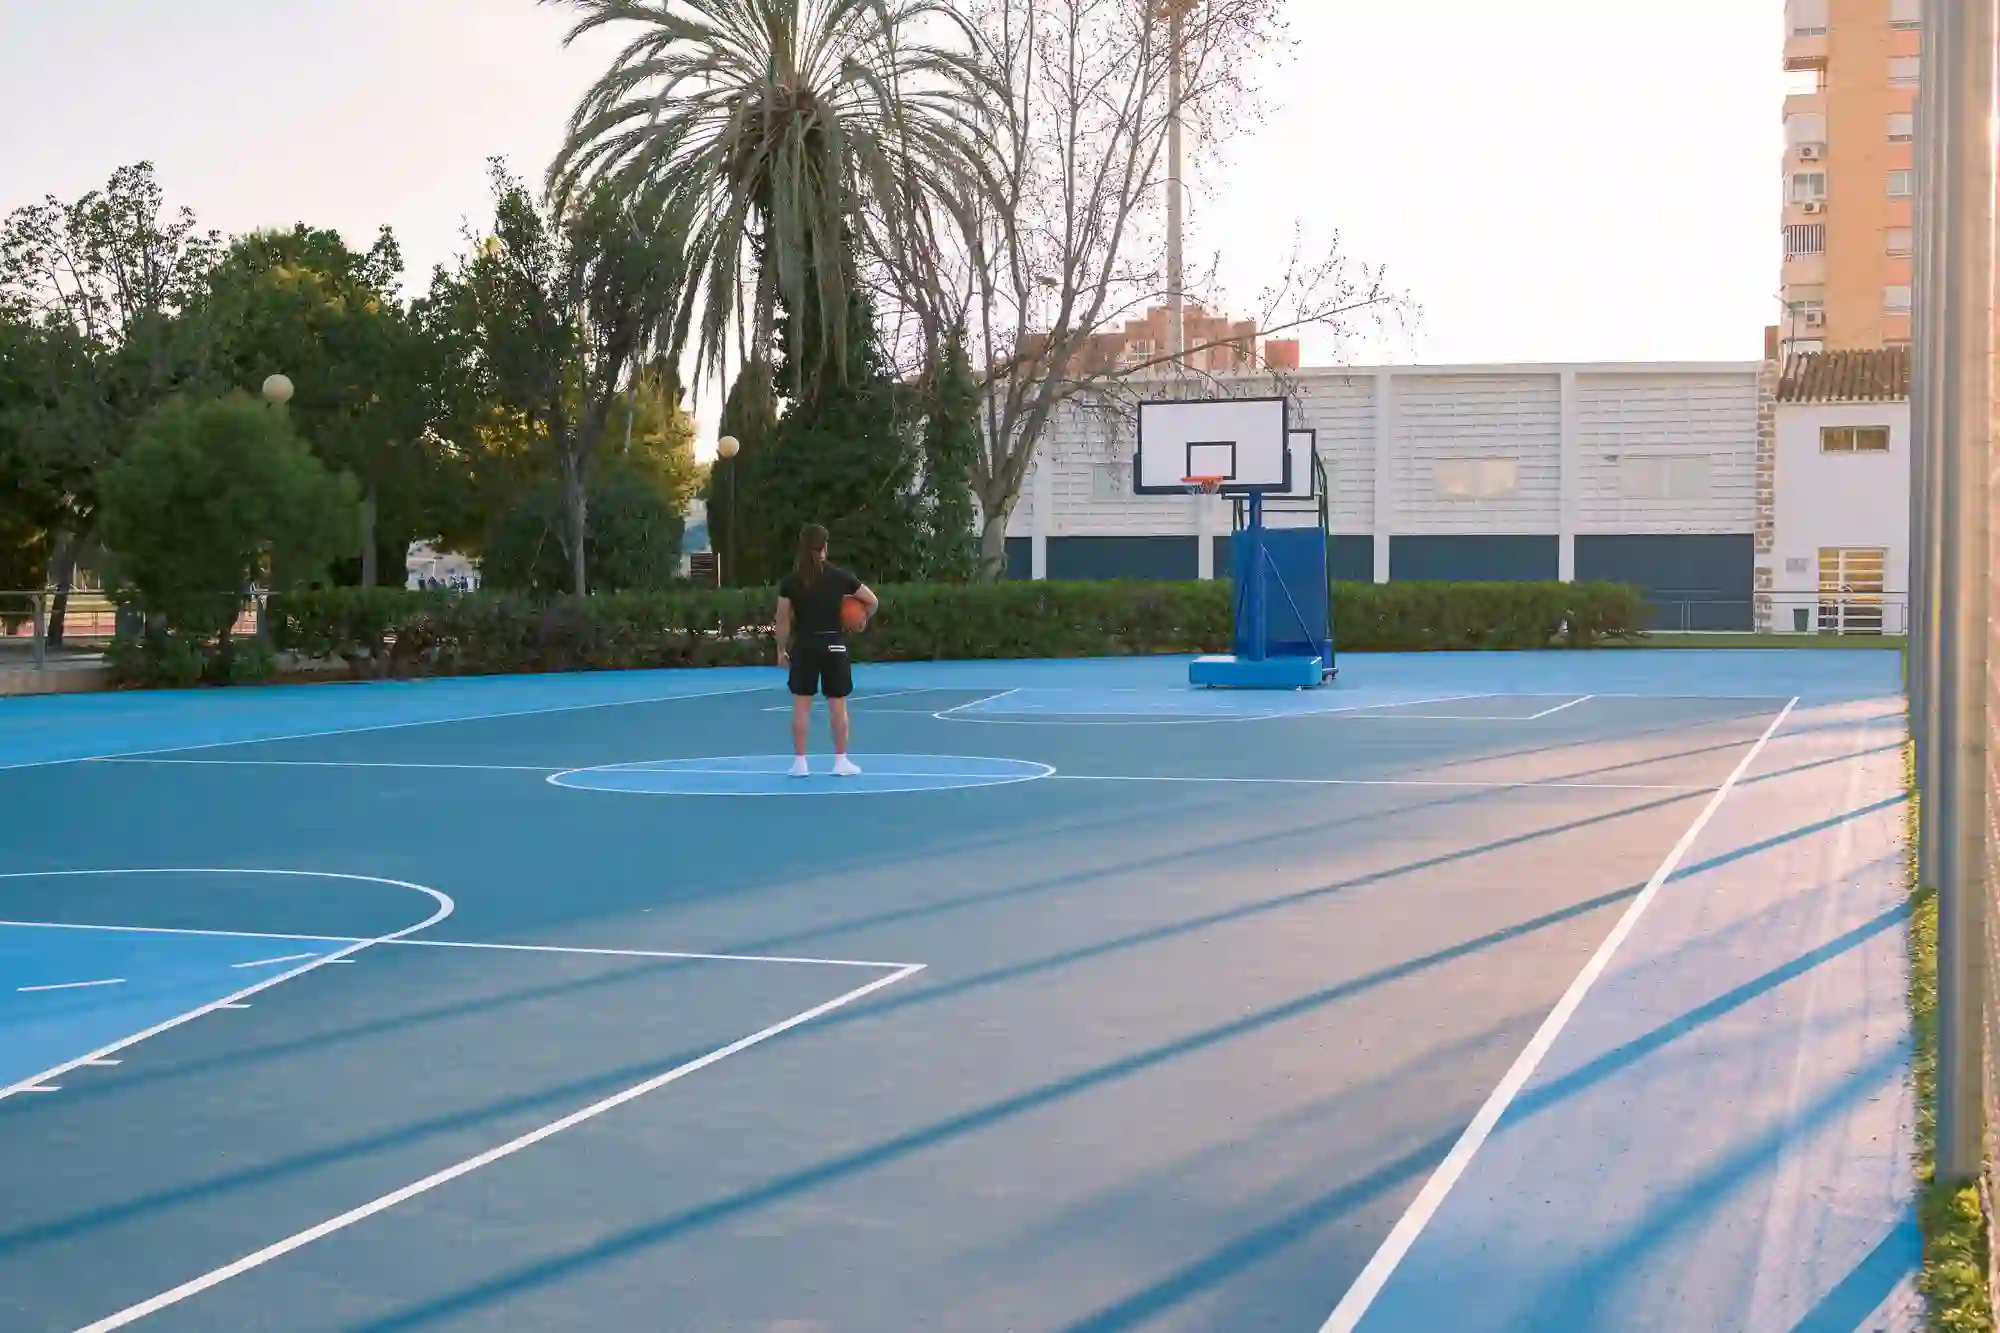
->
[1183,475,1226,496]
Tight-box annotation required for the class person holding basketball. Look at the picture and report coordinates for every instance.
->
[775,523,878,777]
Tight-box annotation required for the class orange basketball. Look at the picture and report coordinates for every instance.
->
[840,595,868,632]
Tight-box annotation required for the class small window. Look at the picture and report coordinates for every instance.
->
[1885,284,1912,311]
[1790,172,1828,202]
[1785,67,1827,95]
[1888,169,1915,197]
[1891,0,1922,28]
[1821,425,1893,453]
[1619,455,1712,502]
[1890,56,1920,86]
[1435,458,1518,500]
[1889,112,1914,142]
[1785,223,1826,256]
[1789,0,1829,33]
[1887,226,1914,256]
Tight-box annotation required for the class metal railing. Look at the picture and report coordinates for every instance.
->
[1641,593,1911,635]
[1,590,267,670]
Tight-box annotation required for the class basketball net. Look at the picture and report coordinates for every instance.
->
[1183,475,1225,496]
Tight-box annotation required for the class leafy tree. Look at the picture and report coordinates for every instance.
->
[96,394,361,670]
[431,162,684,594]
[0,162,219,639]
[704,357,777,585]
[917,326,980,581]
[483,456,687,595]
[546,0,990,388]
[741,241,923,585]
[199,225,439,585]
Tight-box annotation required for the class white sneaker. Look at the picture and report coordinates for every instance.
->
[789,756,810,778]
[832,756,862,777]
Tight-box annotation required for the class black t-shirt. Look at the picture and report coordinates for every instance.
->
[779,562,862,640]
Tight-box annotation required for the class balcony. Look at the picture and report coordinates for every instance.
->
[1784,34,1829,71]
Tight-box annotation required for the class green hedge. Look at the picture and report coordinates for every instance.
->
[261,579,1643,682]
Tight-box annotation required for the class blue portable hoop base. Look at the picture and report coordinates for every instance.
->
[1189,443,1338,691]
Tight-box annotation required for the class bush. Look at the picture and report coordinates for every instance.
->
[1335,580,1643,650]
[267,578,1641,683]
[97,393,362,686]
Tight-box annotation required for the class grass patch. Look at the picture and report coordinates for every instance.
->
[1608,632,1908,650]
[1908,743,1994,1330]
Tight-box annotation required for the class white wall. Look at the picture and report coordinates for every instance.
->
[1001,361,1763,578]
[1770,400,1911,622]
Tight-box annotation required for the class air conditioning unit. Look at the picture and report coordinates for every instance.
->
[1799,143,1824,161]
[1802,199,1826,214]
[1804,309,1827,327]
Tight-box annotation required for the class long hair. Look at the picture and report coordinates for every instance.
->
[795,523,829,587]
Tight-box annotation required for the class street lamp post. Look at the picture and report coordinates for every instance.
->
[716,435,741,587]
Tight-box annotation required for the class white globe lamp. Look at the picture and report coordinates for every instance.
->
[716,435,740,460]
[261,373,294,406]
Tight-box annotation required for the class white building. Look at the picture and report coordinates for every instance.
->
[999,340,1908,634]
[1763,347,1910,633]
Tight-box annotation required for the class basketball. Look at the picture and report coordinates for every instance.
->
[840,595,868,632]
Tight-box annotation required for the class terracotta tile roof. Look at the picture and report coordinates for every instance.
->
[1776,347,1911,403]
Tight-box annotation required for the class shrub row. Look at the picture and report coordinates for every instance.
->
[236,578,1643,684]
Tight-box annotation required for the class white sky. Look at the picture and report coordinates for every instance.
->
[0,0,1784,458]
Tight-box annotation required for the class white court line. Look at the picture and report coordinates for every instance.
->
[17,977,125,993]
[2,681,771,773]
[77,960,927,1333]
[16,1084,59,1093]
[96,758,562,773]
[1316,694,1799,1333]
[1052,774,1707,793]
[1525,694,1594,720]
[82,1059,121,1067]
[0,919,912,970]
[231,953,320,969]
[933,687,1022,717]
[0,870,453,1103]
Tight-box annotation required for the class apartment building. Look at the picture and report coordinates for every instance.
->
[1780,0,1922,354]
[1024,304,1300,378]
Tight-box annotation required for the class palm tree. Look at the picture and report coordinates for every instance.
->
[545,0,991,392]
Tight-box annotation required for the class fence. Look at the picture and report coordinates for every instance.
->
[0,591,265,670]
[1641,593,1911,635]
[1905,0,1999,1294]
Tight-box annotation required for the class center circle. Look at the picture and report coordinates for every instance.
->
[546,754,1055,798]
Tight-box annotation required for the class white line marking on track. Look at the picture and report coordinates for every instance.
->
[0,918,912,969]
[0,870,454,1102]
[76,961,928,1332]
[231,953,320,969]
[1525,694,1594,719]
[14,1084,60,1093]
[1052,774,1707,792]
[3,681,771,772]
[215,1003,251,1010]
[1316,695,1799,1333]
[17,978,125,992]
[81,1059,121,1067]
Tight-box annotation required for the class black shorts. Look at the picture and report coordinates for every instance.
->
[787,635,853,699]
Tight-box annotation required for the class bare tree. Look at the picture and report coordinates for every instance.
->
[863,0,1402,576]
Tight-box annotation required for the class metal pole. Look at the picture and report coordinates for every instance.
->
[1165,0,1185,368]
[1935,0,1996,1185]
[30,590,46,671]
[1920,0,1952,894]
[1910,0,1933,762]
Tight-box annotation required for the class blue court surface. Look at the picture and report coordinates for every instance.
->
[0,651,1917,1332]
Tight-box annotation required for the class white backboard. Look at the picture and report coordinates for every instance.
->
[1133,397,1289,494]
